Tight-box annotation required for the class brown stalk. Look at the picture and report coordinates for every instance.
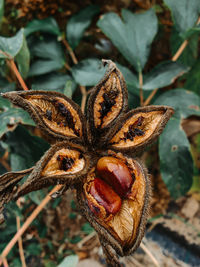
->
[16,200,26,267]
[0,185,63,266]
[144,16,200,106]
[139,71,144,106]
[62,38,87,113]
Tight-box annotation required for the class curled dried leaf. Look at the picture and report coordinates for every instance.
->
[2,91,86,143]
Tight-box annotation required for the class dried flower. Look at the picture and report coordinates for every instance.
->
[0,60,174,266]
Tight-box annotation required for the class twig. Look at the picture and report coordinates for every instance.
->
[62,38,87,113]
[139,71,144,106]
[7,60,29,91]
[144,16,200,106]
[0,185,63,265]
[1,258,8,267]
[140,242,160,267]
[77,231,96,249]
[16,200,26,267]
[62,39,78,65]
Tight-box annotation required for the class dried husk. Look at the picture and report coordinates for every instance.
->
[2,91,86,144]
[87,60,128,146]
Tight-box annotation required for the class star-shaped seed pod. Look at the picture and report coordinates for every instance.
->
[0,60,174,266]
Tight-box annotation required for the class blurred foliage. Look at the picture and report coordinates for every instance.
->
[0,0,200,265]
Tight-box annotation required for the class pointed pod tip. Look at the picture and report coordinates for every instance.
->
[102,59,116,69]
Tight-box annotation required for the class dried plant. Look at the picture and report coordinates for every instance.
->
[0,60,174,266]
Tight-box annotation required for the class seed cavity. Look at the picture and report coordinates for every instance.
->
[57,155,75,171]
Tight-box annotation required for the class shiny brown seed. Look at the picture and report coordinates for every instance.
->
[97,157,134,198]
[89,178,122,215]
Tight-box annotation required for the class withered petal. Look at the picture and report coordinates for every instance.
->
[0,167,33,224]
[2,90,86,143]
[16,142,91,198]
[106,105,174,153]
[87,60,128,146]
[76,155,150,256]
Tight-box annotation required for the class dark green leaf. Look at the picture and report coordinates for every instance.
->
[25,17,61,36]
[57,255,78,267]
[29,59,64,76]
[0,29,24,59]
[0,98,35,138]
[0,76,16,93]
[71,58,106,86]
[28,37,65,76]
[164,0,200,38]
[185,60,200,96]
[66,5,100,49]
[159,117,193,198]
[170,28,199,67]
[97,9,158,71]
[6,125,49,170]
[15,34,30,78]
[81,222,94,234]
[143,61,189,90]
[154,88,200,118]
[31,72,76,95]
[0,0,4,29]
[116,63,138,88]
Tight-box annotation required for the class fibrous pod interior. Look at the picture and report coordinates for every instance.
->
[81,153,150,255]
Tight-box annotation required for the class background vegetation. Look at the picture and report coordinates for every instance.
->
[0,0,199,266]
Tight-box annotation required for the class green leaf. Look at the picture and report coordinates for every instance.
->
[116,63,138,88]
[24,17,61,36]
[81,222,94,234]
[15,34,30,78]
[159,117,193,198]
[0,0,4,29]
[0,75,16,93]
[154,88,200,118]
[170,28,199,67]
[66,5,100,49]
[164,0,200,38]
[0,29,24,59]
[6,125,49,170]
[142,61,189,90]
[185,60,200,96]
[0,97,35,138]
[57,255,78,267]
[29,59,64,76]
[31,72,76,95]
[28,37,65,76]
[71,58,106,86]
[97,9,158,72]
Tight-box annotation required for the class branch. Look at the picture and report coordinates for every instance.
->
[0,185,63,265]
[139,71,144,106]
[62,38,87,113]
[144,16,200,106]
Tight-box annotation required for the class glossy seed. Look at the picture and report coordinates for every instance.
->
[89,178,122,215]
[97,157,134,198]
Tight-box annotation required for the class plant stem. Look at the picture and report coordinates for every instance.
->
[139,71,144,106]
[8,60,29,91]
[0,185,63,265]
[62,38,87,113]
[144,16,200,106]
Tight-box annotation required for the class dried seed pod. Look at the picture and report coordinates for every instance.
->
[2,91,86,143]
[96,156,134,198]
[0,168,33,224]
[107,105,174,153]
[77,153,150,256]
[87,60,128,146]
[15,142,91,198]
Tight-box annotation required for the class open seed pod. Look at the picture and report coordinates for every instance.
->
[0,60,174,266]
[76,152,150,257]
